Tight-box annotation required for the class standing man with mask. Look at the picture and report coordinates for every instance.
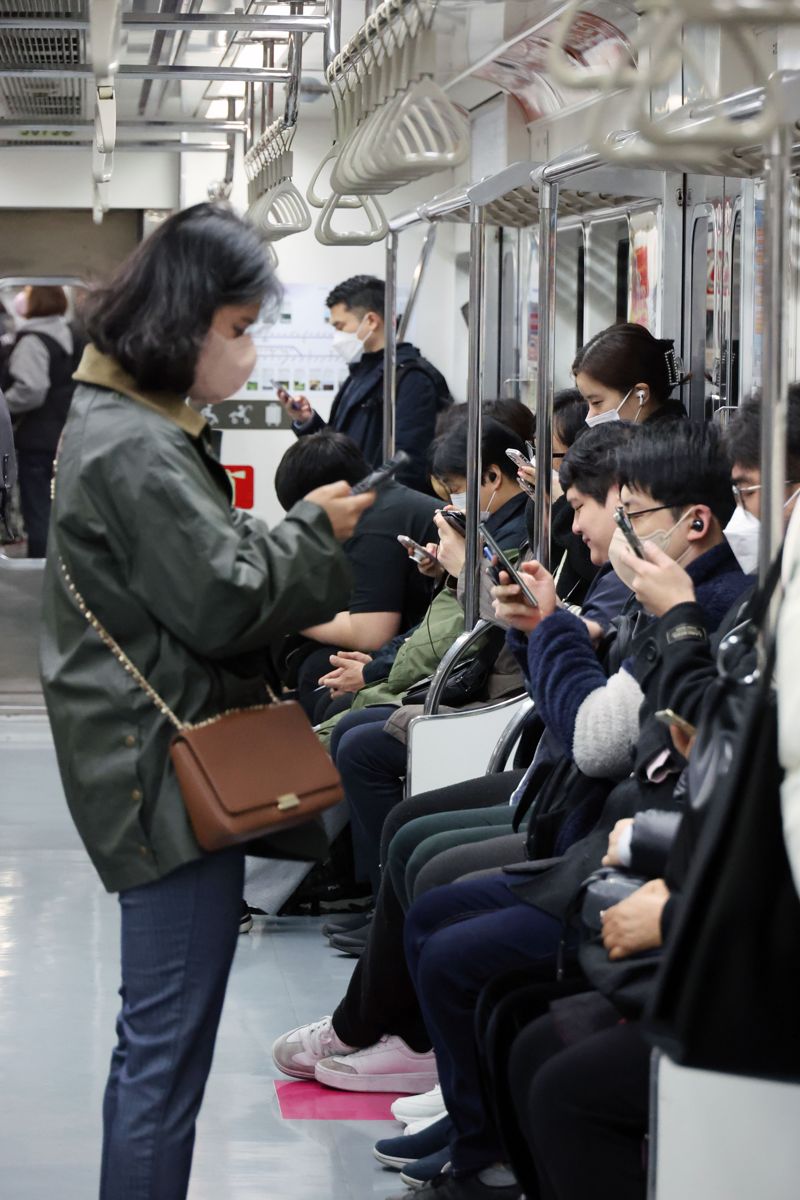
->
[280,276,450,493]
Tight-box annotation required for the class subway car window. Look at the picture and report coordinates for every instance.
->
[3,5,800,1200]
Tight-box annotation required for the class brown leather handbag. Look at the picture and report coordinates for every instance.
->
[60,561,344,852]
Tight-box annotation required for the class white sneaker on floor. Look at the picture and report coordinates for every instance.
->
[315,1036,438,1093]
[392,1085,445,1125]
[271,1016,354,1080]
[405,1112,447,1136]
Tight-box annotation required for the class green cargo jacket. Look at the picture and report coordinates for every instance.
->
[40,347,352,893]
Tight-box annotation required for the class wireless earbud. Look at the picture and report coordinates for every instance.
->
[691,518,704,532]
[636,390,646,404]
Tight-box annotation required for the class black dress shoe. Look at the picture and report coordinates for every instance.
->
[321,911,373,939]
[329,925,371,957]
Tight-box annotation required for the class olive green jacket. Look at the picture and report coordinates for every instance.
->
[40,348,351,893]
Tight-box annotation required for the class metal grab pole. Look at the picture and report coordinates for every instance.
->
[760,125,793,603]
[465,204,487,630]
[534,180,558,571]
[398,223,437,342]
[383,230,399,460]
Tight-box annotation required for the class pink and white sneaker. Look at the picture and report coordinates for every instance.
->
[271,1016,355,1080]
[315,1035,438,1093]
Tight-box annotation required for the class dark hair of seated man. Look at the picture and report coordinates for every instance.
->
[274,431,370,512]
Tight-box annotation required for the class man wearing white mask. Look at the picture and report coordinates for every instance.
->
[279,275,450,493]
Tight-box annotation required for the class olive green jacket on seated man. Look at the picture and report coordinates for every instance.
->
[40,347,352,894]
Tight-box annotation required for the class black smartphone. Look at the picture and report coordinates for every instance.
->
[480,524,539,608]
[275,385,306,415]
[440,509,467,535]
[613,506,646,559]
[397,535,439,566]
[351,450,410,495]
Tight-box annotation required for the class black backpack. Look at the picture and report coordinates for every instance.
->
[0,387,17,540]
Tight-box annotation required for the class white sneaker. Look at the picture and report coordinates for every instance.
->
[271,1016,355,1080]
[404,1113,447,1136]
[315,1036,438,1094]
[391,1085,445,1125]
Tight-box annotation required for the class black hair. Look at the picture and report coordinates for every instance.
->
[274,431,369,511]
[572,322,679,407]
[616,421,734,525]
[431,416,525,484]
[724,386,800,480]
[552,387,588,449]
[559,423,637,504]
[483,398,536,445]
[325,275,385,318]
[84,203,279,394]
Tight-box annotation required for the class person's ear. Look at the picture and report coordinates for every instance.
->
[688,505,710,538]
[633,382,650,406]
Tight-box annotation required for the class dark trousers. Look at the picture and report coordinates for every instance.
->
[100,848,244,1200]
[332,773,520,1053]
[330,705,406,890]
[17,447,54,557]
[403,874,567,1174]
[509,1015,650,1200]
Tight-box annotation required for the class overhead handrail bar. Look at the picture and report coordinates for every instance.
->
[0,64,292,83]
[0,13,330,33]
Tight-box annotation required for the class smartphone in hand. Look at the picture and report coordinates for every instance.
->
[480,524,539,608]
[440,509,467,536]
[654,708,697,737]
[613,506,646,559]
[351,451,410,495]
[276,385,307,415]
[397,535,439,566]
[506,447,534,471]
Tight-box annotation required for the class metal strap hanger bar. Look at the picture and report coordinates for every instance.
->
[0,65,292,83]
[0,14,329,33]
[0,120,247,134]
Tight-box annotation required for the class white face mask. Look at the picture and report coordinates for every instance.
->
[607,509,693,590]
[330,316,368,365]
[585,386,646,428]
[188,328,256,403]
[724,506,760,575]
[449,491,467,511]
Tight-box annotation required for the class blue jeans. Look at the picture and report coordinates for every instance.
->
[100,848,244,1200]
[404,874,568,1175]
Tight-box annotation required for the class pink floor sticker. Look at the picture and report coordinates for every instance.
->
[274,1080,403,1121]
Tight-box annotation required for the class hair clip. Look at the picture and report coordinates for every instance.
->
[664,346,683,387]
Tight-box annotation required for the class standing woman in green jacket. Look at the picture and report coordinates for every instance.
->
[39,203,372,1200]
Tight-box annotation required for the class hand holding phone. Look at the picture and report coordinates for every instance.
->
[654,708,697,738]
[439,508,467,536]
[276,386,313,422]
[613,505,646,559]
[351,450,410,495]
[505,447,534,472]
[397,534,439,568]
[480,525,539,608]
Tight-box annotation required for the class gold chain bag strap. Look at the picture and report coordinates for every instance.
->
[59,560,344,851]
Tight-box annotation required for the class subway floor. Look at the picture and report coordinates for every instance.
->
[0,718,400,1200]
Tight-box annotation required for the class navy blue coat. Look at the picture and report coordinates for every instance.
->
[295,342,449,493]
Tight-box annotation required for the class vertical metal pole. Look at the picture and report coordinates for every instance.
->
[760,126,792,600]
[383,230,399,460]
[325,0,342,70]
[465,204,487,630]
[283,4,302,128]
[398,223,437,342]
[533,180,558,571]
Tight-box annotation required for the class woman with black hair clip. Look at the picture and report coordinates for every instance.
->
[572,322,687,427]
[39,203,373,1200]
